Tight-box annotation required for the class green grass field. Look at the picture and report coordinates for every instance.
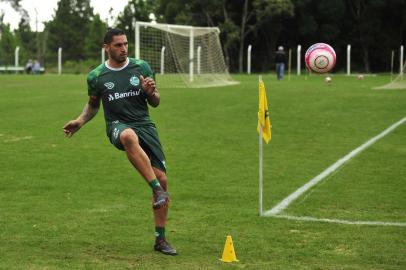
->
[1,73,405,269]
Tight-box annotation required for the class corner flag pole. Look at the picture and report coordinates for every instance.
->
[258,75,263,216]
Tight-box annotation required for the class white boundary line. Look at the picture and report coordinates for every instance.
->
[264,115,406,219]
[270,214,406,227]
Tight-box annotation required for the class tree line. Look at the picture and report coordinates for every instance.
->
[0,0,405,73]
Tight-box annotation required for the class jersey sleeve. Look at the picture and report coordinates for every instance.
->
[87,71,100,97]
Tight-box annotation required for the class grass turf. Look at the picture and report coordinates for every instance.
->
[0,73,405,269]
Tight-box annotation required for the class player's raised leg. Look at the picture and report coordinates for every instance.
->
[120,128,176,255]
[119,128,169,209]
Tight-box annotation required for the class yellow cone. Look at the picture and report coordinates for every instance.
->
[220,235,239,263]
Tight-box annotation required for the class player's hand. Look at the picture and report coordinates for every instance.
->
[140,75,156,96]
[63,120,82,137]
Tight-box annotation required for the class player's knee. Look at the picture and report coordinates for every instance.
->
[120,129,139,148]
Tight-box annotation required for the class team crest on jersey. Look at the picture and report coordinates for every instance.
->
[130,76,140,86]
[104,82,115,90]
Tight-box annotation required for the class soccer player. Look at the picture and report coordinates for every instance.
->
[63,28,177,256]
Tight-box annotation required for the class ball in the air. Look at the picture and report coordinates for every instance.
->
[305,43,336,73]
[325,76,332,83]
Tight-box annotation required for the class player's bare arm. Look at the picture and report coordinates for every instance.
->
[63,96,101,137]
[141,75,160,107]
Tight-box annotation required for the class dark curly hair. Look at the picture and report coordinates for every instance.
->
[104,28,125,44]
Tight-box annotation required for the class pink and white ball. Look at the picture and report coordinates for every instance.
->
[305,43,336,73]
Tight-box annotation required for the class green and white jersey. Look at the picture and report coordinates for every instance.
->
[87,58,155,128]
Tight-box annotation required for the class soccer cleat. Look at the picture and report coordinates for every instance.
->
[152,188,169,209]
[154,239,177,255]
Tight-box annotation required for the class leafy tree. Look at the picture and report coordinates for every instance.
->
[14,14,36,63]
[248,0,295,72]
[3,0,406,73]
[345,0,386,72]
[285,0,346,70]
[241,0,294,72]
[364,0,406,72]
[116,0,157,57]
[155,0,222,26]
[84,14,107,61]
[156,0,294,72]
[218,16,240,69]
[0,0,42,64]
[46,0,93,62]
[0,22,16,66]
[155,0,232,65]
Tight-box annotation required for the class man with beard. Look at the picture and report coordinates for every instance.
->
[63,28,177,255]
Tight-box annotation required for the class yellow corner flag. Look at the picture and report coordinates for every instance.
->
[257,79,271,143]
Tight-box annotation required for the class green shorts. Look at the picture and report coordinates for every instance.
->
[107,121,166,172]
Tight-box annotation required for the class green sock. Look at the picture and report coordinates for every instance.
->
[149,179,161,190]
[155,226,165,242]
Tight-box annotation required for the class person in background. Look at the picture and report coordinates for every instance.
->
[275,46,286,80]
[32,60,41,74]
[25,59,33,74]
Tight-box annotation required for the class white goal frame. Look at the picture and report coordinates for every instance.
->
[135,21,238,88]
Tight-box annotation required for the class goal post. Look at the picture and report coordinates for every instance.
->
[374,58,406,90]
[135,21,238,88]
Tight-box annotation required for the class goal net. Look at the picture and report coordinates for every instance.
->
[135,21,238,88]
[374,61,406,90]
